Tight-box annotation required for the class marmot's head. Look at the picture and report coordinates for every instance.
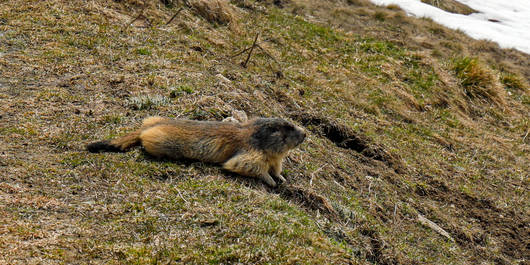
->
[250,118,306,154]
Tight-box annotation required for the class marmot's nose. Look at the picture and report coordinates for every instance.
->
[299,129,307,141]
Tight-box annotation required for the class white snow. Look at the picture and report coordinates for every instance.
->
[368,0,530,55]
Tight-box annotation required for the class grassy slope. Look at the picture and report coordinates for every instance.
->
[0,0,528,264]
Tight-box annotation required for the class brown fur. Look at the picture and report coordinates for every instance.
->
[87,116,306,187]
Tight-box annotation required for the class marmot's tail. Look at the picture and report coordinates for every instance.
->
[86,130,142,153]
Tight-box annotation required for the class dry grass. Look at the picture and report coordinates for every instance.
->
[191,0,238,25]
[0,0,528,264]
[385,4,401,11]
[420,0,476,15]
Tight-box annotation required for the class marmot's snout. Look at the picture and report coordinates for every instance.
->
[295,126,306,145]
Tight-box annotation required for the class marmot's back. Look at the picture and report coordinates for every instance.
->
[139,119,248,163]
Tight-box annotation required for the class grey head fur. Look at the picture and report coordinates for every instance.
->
[249,118,306,154]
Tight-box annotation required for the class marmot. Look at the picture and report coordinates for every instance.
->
[86,116,306,187]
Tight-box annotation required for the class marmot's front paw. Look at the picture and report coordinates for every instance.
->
[277,174,286,184]
[262,175,277,187]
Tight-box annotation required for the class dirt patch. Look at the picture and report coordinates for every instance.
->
[419,179,529,260]
[359,228,401,265]
[279,184,337,219]
[290,112,406,173]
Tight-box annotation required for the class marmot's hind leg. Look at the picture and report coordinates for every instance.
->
[139,125,182,159]
[87,116,169,153]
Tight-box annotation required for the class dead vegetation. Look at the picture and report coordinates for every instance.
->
[190,0,238,25]
[0,0,529,264]
[420,0,477,15]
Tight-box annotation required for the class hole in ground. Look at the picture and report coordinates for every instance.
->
[290,112,405,173]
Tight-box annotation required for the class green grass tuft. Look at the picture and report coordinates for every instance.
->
[128,94,171,110]
[135,47,152,56]
[452,56,504,104]
[500,72,527,91]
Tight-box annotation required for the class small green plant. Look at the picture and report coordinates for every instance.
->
[500,72,527,91]
[452,57,504,104]
[358,39,401,56]
[103,114,122,124]
[169,85,194,98]
[128,94,171,110]
[374,11,386,21]
[452,57,489,89]
[135,47,152,56]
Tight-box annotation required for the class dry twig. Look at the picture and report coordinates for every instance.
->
[242,33,259,68]
[231,47,251,58]
[417,214,454,242]
[310,164,327,186]
[126,5,151,28]
[256,44,279,64]
[166,7,184,25]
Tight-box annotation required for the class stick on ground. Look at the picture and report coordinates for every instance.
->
[242,33,259,68]
[166,7,184,25]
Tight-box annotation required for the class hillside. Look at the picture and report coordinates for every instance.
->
[0,0,528,264]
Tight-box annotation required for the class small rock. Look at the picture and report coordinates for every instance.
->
[216,73,231,83]
[110,75,125,85]
[199,219,219,227]
[222,110,248,123]
[232,110,248,123]
[222,117,239,123]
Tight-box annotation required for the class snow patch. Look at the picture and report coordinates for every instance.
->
[369,0,530,54]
